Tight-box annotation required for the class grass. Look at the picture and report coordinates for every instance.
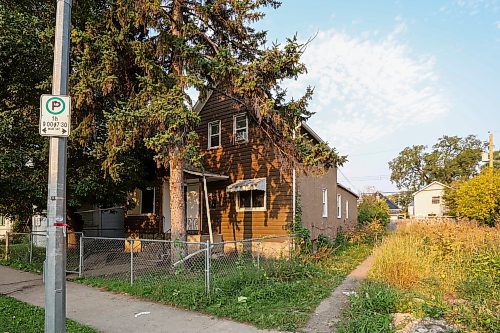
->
[78,242,372,331]
[338,220,499,333]
[337,281,397,333]
[0,242,45,273]
[0,295,97,333]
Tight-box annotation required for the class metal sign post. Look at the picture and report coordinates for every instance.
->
[44,0,72,332]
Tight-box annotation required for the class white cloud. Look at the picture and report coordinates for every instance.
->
[496,21,500,28]
[285,24,449,152]
[454,0,500,14]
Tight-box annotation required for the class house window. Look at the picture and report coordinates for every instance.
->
[237,190,266,211]
[0,216,5,226]
[141,187,155,214]
[322,189,328,217]
[208,120,221,149]
[432,196,440,204]
[346,200,349,219]
[234,113,248,143]
[337,194,342,218]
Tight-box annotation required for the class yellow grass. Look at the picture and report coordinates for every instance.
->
[370,219,500,296]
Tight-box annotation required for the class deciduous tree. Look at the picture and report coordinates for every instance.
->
[444,169,500,226]
[389,135,485,192]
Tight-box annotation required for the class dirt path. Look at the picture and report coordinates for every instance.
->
[302,255,375,333]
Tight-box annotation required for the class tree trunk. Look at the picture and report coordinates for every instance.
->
[169,145,186,261]
[169,0,187,264]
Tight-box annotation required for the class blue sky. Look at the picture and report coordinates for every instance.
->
[255,0,500,194]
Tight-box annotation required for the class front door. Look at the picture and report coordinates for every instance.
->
[186,184,200,232]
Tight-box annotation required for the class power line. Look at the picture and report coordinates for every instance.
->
[338,168,361,194]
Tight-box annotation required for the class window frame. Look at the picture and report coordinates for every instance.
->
[208,120,221,149]
[337,194,342,218]
[0,215,5,226]
[322,188,328,218]
[431,196,440,204]
[129,188,156,216]
[346,200,349,219]
[233,113,249,144]
[236,190,266,212]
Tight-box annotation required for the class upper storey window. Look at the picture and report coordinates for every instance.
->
[234,113,248,143]
[208,120,221,149]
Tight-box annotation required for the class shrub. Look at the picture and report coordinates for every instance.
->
[358,196,390,227]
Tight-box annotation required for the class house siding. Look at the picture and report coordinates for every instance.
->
[298,168,339,240]
[413,182,448,218]
[196,92,293,241]
[336,186,358,229]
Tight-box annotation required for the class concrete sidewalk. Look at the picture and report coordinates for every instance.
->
[0,265,279,333]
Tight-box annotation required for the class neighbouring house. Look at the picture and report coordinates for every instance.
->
[375,192,403,221]
[411,181,451,218]
[123,91,358,249]
[0,215,13,237]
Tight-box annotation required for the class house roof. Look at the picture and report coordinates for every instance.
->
[337,183,359,198]
[412,181,451,196]
[193,90,326,145]
[376,192,400,210]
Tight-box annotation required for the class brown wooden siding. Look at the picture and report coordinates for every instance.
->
[196,92,293,241]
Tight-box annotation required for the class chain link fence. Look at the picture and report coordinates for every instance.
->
[1,231,294,294]
[80,234,293,294]
[1,231,83,274]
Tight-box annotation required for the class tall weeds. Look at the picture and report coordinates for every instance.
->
[370,220,499,332]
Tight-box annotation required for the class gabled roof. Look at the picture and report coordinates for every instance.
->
[412,181,451,196]
[337,183,359,198]
[193,90,326,145]
[375,192,400,210]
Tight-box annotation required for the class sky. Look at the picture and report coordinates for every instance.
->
[255,0,500,194]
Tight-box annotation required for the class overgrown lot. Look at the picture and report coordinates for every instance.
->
[0,295,97,333]
[79,241,372,331]
[338,221,499,333]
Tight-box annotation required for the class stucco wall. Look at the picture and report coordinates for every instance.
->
[298,168,339,240]
[413,183,447,218]
[336,186,358,229]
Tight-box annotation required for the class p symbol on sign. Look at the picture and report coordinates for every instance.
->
[51,100,61,111]
[46,97,66,115]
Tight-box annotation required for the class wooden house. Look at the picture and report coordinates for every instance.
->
[125,91,358,245]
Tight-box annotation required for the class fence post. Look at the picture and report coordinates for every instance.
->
[29,233,33,264]
[130,239,134,284]
[256,241,260,269]
[78,234,84,277]
[205,240,211,294]
[4,231,9,260]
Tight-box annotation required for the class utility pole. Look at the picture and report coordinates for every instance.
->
[489,132,494,169]
[45,0,71,332]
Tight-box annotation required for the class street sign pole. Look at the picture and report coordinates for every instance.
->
[45,0,71,332]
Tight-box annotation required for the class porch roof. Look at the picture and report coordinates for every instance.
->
[226,178,266,192]
[183,169,229,182]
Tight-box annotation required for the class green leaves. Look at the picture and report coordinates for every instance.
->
[389,135,486,192]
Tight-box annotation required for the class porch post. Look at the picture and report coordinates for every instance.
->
[203,175,214,243]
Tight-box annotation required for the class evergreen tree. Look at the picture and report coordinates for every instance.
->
[70,0,346,249]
